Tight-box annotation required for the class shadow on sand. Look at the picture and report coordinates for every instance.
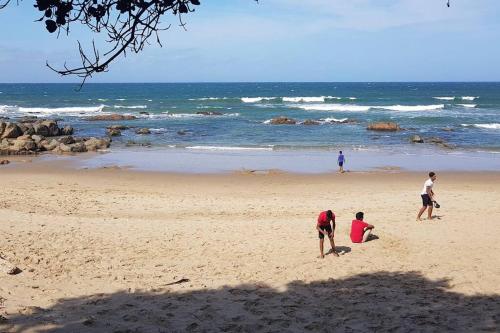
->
[1,271,498,332]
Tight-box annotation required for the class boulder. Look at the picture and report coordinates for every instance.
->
[107,128,121,136]
[84,137,110,151]
[56,143,72,153]
[196,111,223,116]
[269,116,296,125]
[301,119,320,125]
[135,128,151,135]
[41,139,59,151]
[367,122,400,131]
[31,135,45,144]
[57,136,75,145]
[33,123,50,137]
[18,123,35,135]
[40,120,60,136]
[0,122,5,137]
[60,125,74,136]
[86,114,136,121]
[107,124,129,130]
[0,160,9,165]
[69,142,87,153]
[1,123,23,139]
[410,135,424,143]
[12,137,37,152]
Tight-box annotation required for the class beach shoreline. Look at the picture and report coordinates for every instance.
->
[1,163,499,332]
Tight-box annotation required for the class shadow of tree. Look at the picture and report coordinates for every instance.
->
[2,271,498,332]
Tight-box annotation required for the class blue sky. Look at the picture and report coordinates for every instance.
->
[0,0,499,82]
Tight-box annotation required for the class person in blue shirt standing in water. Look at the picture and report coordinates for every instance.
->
[337,150,345,173]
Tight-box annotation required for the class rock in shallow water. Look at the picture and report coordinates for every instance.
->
[367,122,401,131]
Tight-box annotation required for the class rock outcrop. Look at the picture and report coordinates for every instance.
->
[410,135,424,143]
[301,119,321,125]
[269,117,296,125]
[0,119,110,155]
[135,128,151,135]
[367,122,401,131]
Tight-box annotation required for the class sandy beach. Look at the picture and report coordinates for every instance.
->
[1,159,499,332]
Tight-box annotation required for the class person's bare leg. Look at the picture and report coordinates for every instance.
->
[319,238,325,258]
[362,228,372,242]
[328,235,339,257]
[427,205,434,220]
[417,206,427,221]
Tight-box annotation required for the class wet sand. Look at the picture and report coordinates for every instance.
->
[1,160,499,332]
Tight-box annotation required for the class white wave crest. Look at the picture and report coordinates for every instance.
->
[189,97,229,101]
[163,112,239,119]
[116,98,126,101]
[186,146,273,151]
[433,96,455,100]
[283,96,326,103]
[463,123,500,130]
[295,104,371,112]
[321,117,349,123]
[17,105,105,114]
[378,104,444,111]
[113,105,148,109]
[241,97,277,103]
[462,96,478,101]
[457,104,477,108]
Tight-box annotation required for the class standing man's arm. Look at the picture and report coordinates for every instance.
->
[426,186,434,200]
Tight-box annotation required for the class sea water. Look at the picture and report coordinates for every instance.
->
[1,82,499,172]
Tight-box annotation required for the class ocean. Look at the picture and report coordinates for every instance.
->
[1,82,500,172]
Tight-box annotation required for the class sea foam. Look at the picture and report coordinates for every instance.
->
[295,104,371,112]
[463,123,500,130]
[113,105,148,109]
[378,104,444,111]
[241,97,277,103]
[462,96,478,101]
[457,104,477,108]
[433,96,455,100]
[17,105,105,114]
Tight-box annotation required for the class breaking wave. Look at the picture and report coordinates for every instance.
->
[457,104,477,108]
[462,96,478,101]
[186,145,273,151]
[17,105,106,114]
[294,104,371,112]
[241,97,277,103]
[433,96,455,100]
[113,105,148,109]
[379,104,444,111]
[462,123,500,130]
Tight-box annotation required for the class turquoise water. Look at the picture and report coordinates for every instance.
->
[1,82,500,152]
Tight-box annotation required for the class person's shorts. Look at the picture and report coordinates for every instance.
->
[338,162,344,167]
[421,194,433,206]
[318,225,333,239]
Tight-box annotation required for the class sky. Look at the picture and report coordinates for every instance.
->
[0,0,499,83]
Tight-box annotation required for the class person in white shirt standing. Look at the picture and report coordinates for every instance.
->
[417,172,437,221]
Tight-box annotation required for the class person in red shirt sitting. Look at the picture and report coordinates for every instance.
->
[316,210,339,258]
[350,212,375,243]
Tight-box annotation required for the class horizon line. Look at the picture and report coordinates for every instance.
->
[1,81,500,84]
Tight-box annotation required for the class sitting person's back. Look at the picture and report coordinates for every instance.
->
[350,212,374,243]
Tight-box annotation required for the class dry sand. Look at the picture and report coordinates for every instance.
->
[1,159,499,332]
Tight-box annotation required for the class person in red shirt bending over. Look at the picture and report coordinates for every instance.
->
[316,210,339,258]
[350,212,375,243]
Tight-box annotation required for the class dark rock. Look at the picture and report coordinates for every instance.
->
[106,124,129,130]
[301,119,320,125]
[426,137,445,144]
[69,142,87,153]
[177,130,188,135]
[31,135,44,144]
[33,123,50,136]
[57,136,75,145]
[107,128,122,137]
[139,111,150,115]
[86,114,137,121]
[135,128,151,135]
[0,122,5,137]
[367,122,400,131]
[269,117,296,125]
[60,125,74,136]
[1,123,23,139]
[196,111,223,116]
[0,160,9,165]
[40,120,60,136]
[410,135,424,143]
[18,123,35,135]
